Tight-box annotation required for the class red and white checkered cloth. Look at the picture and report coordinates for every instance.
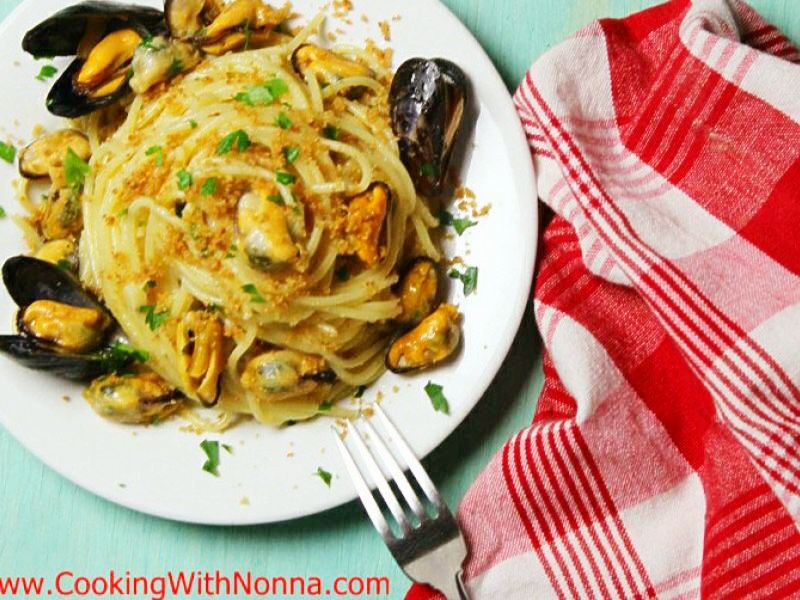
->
[409,0,800,597]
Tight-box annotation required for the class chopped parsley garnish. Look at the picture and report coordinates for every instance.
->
[449,265,478,296]
[167,57,184,79]
[56,258,72,271]
[138,304,170,330]
[0,141,16,164]
[276,171,296,185]
[145,145,164,167]
[315,467,333,487]
[425,381,449,414]
[117,208,129,218]
[275,112,292,129]
[100,341,149,373]
[176,169,193,191]
[234,78,289,106]
[242,283,265,304]
[0,206,6,218]
[200,440,221,476]
[138,35,162,50]
[438,210,477,236]
[35,64,58,81]
[222,443,234,454]
[267,194,285,206]
[225,243,238,258]
[283,146,300,165]
[64,148,90,190]
[322,125,340,140]
[189,119,198,129]
[217,129,251,155]
[201,177,218,196]
[318,399,333,412]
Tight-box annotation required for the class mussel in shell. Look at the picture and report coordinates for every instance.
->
[396,258,440,327]
[18,130,91,180]
[291,44,373,97]
[22,1,166,117]
[344,182,390,267]
[176,310,225,407]
[237,192,300,270]
[386,303,461,374]
[390,58,468,197]
[241,350,335,402]
[0,256,121,380]
[84,372,183,424]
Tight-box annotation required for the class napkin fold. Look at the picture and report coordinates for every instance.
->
[409,0,800,597]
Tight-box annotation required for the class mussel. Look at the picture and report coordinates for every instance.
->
[34,239,78,269]
[345,182,390,267]
[390,58,468,197]
[22,1,167,117]
[84,372,184,424]
[237,192,299,269]
[18,130,91,180]
[241,350,335,402]
[0,256,122,380]
[386,303,460,373]
[292,44,373,97]
[166,0,288,54]
[176,310,225,406]
[396,258,440,327]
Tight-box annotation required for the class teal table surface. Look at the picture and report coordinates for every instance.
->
[1,1,798,598]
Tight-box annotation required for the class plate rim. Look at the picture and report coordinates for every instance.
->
[0,0,537,525]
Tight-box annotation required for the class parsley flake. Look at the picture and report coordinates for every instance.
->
[0,141,16,164]
[176,169,193,191]
[242,283,265,304]
[217,130,251,155]
[138,304,170,330]
[200,440,221,476]
[100,342,149,373]
[439,210,477,236]
[35,64,58,81]
[167,57,184,79]
[201,177,218,196]
[283,146,300,165]
[318,399,333,412]
[267,194,285,206]
[425,381,449,414]
[189,119,198,129]
[448,265,479,297]
[315,467,333,487]
[275,112,292,129]
[234,78,289,106]
[276,171,296,185]
[322,125,340,140]
[0,206,5,218]
[64,148,90,190]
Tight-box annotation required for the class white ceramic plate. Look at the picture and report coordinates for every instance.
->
[0,0,536,524]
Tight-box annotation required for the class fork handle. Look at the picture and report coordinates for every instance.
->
[456,571,470,600]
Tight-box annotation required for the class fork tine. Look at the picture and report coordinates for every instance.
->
[332,425,393,540]
[373,404,443,507]
[347,420,412,534]
[359,416,427,521]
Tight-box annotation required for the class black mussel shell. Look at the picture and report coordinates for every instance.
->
[22,1,165,58]
[390,58,468,198]
[0,335,109,381]
[2,256,105,313]
[46,59,130,118]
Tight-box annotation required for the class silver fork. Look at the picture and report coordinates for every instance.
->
[333,404,470,600]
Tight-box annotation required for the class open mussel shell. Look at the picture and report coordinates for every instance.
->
[386,303,461,374]
[22,1,165,58]
[46,59,129,118]
[390,58,467,198]
[0,335,111,381]
[2,255,104,312]
[396,257,440,327]
[0,256,122,381]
